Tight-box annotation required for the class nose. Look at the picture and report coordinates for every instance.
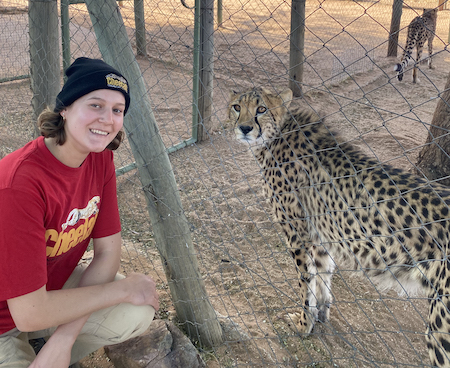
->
[239,125,253,135]
[99,108,114,124]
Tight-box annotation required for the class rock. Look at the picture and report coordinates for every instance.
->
[104,319,206,368]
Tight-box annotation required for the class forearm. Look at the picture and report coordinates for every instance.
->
[78,252,120,288]
[8,232,159,333]
[78,233,122,288]
[9,279,129,332]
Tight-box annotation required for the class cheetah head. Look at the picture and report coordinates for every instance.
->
[229,87,293,146]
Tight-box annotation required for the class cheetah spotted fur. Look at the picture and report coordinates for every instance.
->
[394,8,438,83]
[230,87,450,367]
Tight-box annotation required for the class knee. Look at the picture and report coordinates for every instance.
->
[90,303,156,344]
[127,304,156,338]
[118,304,155,341]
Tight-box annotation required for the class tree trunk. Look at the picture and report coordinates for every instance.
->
[84,0,223,347]
[414,72,450,186]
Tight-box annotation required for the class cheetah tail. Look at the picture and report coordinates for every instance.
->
[394,63,404,81]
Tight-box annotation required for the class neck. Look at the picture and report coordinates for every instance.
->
[44,138,87,168]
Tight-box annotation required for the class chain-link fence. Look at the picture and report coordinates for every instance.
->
[1,0,450,366]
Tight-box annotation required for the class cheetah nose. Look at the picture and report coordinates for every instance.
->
[239,125,253,135]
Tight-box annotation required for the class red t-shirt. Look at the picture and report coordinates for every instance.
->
[0,136,121,334]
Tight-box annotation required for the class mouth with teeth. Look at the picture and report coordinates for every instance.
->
[90,129,109,136]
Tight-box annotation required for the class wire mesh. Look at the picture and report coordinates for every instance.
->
[1,0,450,366]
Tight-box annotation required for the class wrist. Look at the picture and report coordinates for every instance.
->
[114,277,132,304]
[46,327,78,347]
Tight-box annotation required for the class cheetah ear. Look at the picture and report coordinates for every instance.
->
[230,90,239,100]
[279,88,293,108]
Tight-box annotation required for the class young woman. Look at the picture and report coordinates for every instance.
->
[0,57,159,368]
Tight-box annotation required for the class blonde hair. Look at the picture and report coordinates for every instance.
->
[37,108,124,151]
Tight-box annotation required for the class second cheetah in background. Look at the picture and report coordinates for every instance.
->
[394,8,438,83]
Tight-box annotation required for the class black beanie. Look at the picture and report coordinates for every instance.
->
[55,57,130,115]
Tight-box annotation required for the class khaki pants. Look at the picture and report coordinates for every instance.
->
[0,264,155,367]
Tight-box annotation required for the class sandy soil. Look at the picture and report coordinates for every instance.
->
[1,1,450,367]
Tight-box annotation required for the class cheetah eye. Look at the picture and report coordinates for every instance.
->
[233,104,241,112]
[256,106,267,114]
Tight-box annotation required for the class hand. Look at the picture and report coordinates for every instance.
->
[28,335,73,368]
[122,273,160,311]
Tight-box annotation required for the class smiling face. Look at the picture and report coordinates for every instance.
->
[50,89,125,167]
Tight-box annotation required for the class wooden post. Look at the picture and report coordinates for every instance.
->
[289,0,305,98]
[387,0,403,57]
[448,19,450,44]
[196,0,214,142]
[217,0,222,26]
[84,0,223,348]
[28,0,60,135]
[61,0,71,74]
[134,0,146,56]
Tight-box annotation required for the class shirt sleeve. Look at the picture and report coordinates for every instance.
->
[0,188,47,300]
[90,151,121,239]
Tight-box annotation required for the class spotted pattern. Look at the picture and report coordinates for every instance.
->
[230,87,450,367]
[394,8,438,83]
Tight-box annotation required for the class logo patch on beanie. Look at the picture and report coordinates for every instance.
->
[105,73,128,93]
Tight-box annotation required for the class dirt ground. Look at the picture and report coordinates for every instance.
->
[1,0,450,367]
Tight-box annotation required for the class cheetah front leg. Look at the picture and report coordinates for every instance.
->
[281,225,333,334]
[427,36,434,70]
[284,240,317,334]
[426,282,450,367]
[413,45,422,84]
[313,247,335,324]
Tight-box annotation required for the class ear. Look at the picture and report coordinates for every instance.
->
[279,88,293,108]
[230,90,239,101]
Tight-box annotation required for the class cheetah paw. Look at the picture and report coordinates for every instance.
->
[283,312,314,335]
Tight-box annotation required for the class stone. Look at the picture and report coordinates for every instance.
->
[104,319,206,368]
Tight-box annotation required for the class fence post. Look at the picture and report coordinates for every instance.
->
[84,0,223,348]
[134,0,146,56]
[289,0,305,98]
[217,0,222,26]
[28,0,60,135]
[387,0,403,57]
[196,0,215,142]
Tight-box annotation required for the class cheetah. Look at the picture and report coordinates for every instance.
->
[230,87,450,367]
[394,8,438,83]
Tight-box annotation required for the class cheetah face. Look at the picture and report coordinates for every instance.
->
[229,88,293,146]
